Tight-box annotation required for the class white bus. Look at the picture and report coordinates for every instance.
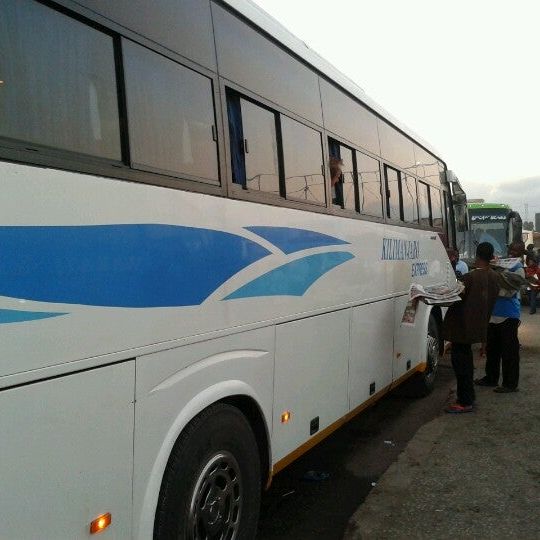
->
[0,0,467,538]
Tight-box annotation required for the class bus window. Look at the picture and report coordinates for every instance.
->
[328,139,356,212]
[123,40,219,183]
[0,0,121,159]
[340,146,356,212]
[281,116,325,204]
[227,95,281,195]
[357,152,383,218]
[418,181,432,228]
[402,175,419,224]
[431,187,443,229]
[384,165,402,221]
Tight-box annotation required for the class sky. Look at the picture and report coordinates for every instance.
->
[250,0,540,223]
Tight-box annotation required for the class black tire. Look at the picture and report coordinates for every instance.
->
[154,403,261,540]
[402,314,440,397]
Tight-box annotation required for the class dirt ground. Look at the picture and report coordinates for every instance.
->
[345,308,540,539]
[257,347,456,539]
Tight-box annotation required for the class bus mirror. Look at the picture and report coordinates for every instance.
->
[446,171,467,205]
[454,203,468,232]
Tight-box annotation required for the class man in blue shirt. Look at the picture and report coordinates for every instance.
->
[475,241,525,392]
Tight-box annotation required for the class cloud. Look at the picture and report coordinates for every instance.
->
[463,176,540,220]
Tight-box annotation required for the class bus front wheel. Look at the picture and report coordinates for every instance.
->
[154,403,261,540]
[403,314,440,397]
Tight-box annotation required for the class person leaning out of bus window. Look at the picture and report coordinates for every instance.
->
[329,156,343,206]
[442,242,500,413]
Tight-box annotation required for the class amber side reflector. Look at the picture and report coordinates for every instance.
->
[90,513,111,535]
[281,411,291,423]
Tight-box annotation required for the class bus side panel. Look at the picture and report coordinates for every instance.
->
[133,327,274,540]
[348,299,394,409]
[272,310,350,464]
[0,362,134,539]
[393,296,432,376]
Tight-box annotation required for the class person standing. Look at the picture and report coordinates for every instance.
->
[525,243,537,266]
[475,241,525,392]
[442,242,500,413]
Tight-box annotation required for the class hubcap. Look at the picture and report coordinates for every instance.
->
[187,452,242,540]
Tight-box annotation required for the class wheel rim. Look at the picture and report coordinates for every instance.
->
[187,452,242,540]
[425,329,439,384]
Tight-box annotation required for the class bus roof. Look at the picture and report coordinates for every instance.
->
[222,0,444,165]
[468,203,511,210]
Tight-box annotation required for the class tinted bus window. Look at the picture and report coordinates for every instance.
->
[384,166,401,220]
[123,40,219,182]
[378,121,415,172]
[281,116,325,204]
[431,187,443,228]
[0,0,121,159]
[340,146,356,212]
[418,182,431,227]
[357,152,383,218]
[239,99,280,195]
[414,145,440,186]
[402,175,418,224]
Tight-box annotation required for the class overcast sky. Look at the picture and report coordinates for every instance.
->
[251,0,540,222]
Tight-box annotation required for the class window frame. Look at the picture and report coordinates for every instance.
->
[0,1,227,197]
[384,164,403,222]
[327,138,359,216]
[225,85,327,209]
[0,0,125,165]
[417,180,433,229]
[122,37,221,186]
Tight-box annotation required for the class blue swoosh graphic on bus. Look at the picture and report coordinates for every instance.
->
[0,225,270,307]
[224,252,354,299]
[245,226,350,254]
[0,309,67,324]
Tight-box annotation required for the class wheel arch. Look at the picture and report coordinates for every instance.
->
[429,305,444,352]
[137,381,271,540]
[221,394,271,489]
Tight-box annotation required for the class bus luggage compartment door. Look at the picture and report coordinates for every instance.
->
[0,361,135,539]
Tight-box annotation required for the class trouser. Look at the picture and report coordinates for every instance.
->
[529,289,538,314]
[485,318,520,389]
[451,343,475,406]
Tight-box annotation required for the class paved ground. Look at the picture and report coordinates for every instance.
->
[257,352,455,539]
[345,309,540,539]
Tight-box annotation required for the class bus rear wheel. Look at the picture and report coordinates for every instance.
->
[154,403,261,540]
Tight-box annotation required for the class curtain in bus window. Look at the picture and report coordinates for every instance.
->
[226,93,246,187]
[385,166,401,220]
[431,187,443,228]
[418,182,431,227]
[0,0,121,159]
[239,99,280,195]
[357,152,383,218]
[123,40,219,182]
[281,116,325,204]
[402,175,418,224]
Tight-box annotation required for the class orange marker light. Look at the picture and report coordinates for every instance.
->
[281,411,291,424]
[90,513,111,535]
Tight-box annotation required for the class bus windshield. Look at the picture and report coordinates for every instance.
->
[470,222,506,255]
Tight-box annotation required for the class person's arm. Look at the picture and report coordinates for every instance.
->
[459,271,473,299]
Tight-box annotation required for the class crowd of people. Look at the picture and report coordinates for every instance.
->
[442,240,536,413]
